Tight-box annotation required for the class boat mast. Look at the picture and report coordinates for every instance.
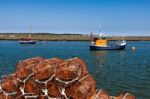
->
[123,35,125,41]
[98,25,103,38]
[29,25,32,37]
[90,32,93,42]
[122,33,126,45]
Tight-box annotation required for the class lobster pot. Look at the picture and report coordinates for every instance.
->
[34,58,64,81]
[23,77,43,95]
[55,58,88,87]
[47,79,62,98]
[34,61,48,71]
[1,80,19,93]
[0,57,136,99]
[16,67,33,80]
[34,66,55,81]
[16,95,24,99]
[117,93,136,99]
[16,61,28,70]
[37,95,51,99]
[24,57,44,64]
[35,58,64,71]
[56,61,80,77]
[65,74,96,99]
[45,58,64,66]
[0,92,5,99]
[0,82,21,98]
[68,57,89,78]
[55,61,79,87]
[0,93,15,99]
[91,89,110,99]
[16,94,38,99]
[16,57,44,70]
[2,73,18,83]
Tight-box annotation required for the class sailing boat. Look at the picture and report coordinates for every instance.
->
[89,28,126,50]
[20,26,36,44]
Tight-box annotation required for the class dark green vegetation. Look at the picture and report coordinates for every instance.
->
[0,33,150,41]
[0,33,88,41]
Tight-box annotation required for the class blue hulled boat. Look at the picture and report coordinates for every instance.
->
[20,40,36,44]
[89,32,127,50]
[89,41,126,50]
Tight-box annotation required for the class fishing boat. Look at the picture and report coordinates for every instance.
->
[89,32,127,50]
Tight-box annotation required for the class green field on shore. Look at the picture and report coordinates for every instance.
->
[0,33,150,41]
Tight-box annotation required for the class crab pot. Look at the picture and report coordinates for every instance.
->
[45,58,64,66]
[37,95,48,99]
[68,57,88,78]
[0,94,15,99]
[16,67,33,80]
[23,57,44,65]
[34,58,64,81]
[47,80,62,98]
[116,93,136,99]
[91,89,110,99]
[55,78,78,90]
[34,61,48,71]
[0,91,18,99]
[55,58,89,88]
[2,73,18,83]
[65,74,96,99]
[34,67,54,81]
[16,95,38,99]
[0,92,5,99]
[24,77,42,95]
[16,61,28,70]
[16,95,24,99]
[24,95,39,99]
[55,61,81,84]
[1,80,19,93]
[34,58,64,72]
[6,95,16,99]
[0,57,136,99]
[16,57,44,70]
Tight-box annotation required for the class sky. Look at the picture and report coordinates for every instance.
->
[0,0,150,36]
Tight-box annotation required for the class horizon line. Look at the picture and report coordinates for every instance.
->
[0,32,150,36]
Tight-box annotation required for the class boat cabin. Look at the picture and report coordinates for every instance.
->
[94,37,108,46]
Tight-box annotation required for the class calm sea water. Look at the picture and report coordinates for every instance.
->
[0,41,149,99]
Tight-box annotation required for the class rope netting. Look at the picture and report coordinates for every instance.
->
[0,57,135,99]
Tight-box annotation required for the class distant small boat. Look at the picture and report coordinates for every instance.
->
[20,37,36,44]
[89,31,126,50]
[19,25,36,44]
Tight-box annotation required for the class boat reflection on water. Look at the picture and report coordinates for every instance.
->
[90,50,107,57]
[89,50,109,90]
[90,51,108,68]
[90,50,126,69]
[89,50,108,72]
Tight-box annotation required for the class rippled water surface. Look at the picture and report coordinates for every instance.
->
[0,41,150,99]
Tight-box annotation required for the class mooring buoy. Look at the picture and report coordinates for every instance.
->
[132,46,136,50]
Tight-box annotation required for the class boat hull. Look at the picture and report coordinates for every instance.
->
[89,45,126,50]
[20,41,36,44]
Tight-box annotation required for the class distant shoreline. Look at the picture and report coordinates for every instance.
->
[0,33,150,41]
